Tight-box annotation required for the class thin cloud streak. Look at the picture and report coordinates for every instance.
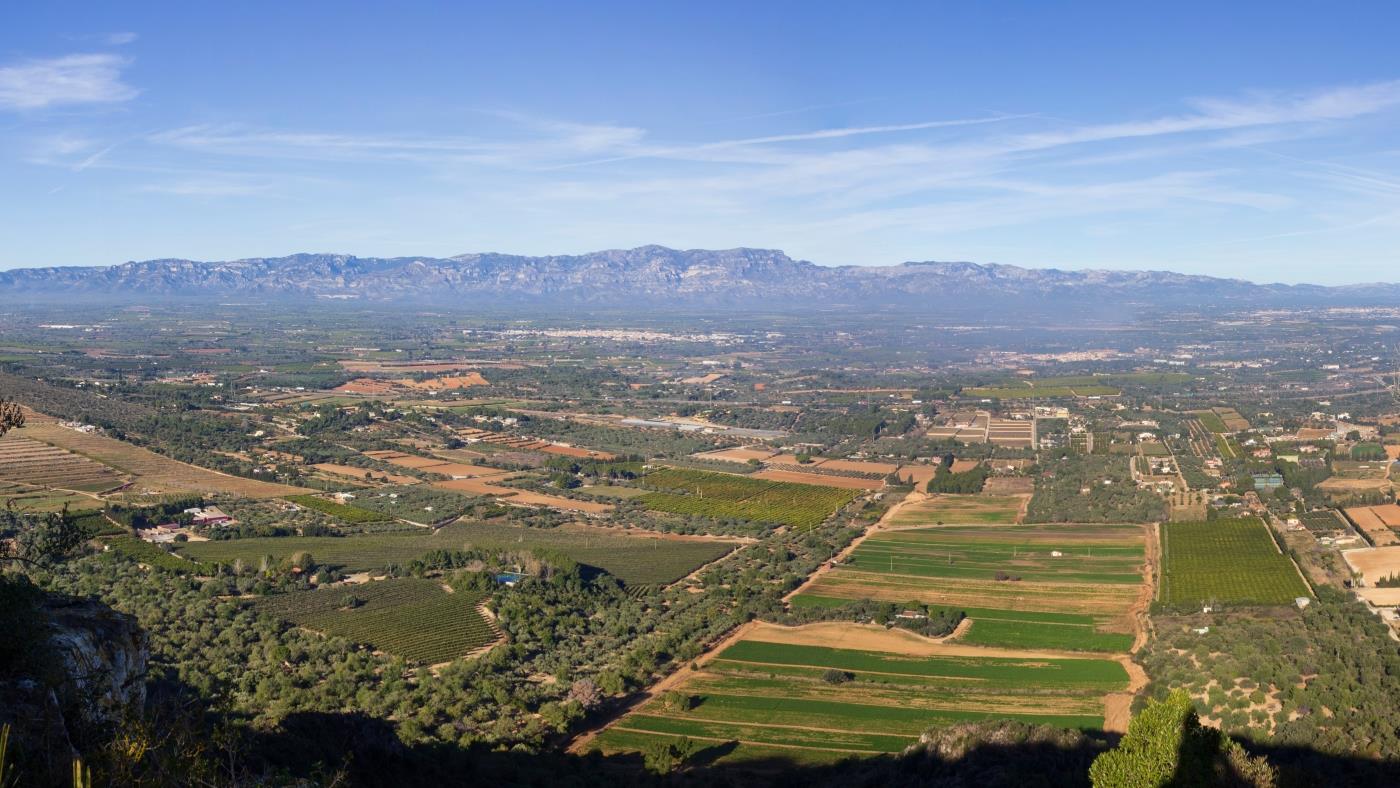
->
[0,53,138,110]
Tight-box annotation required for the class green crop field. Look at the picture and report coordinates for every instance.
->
[1193,410,1229,433]
[789,595,1134,653]
[1159,518,1311,605]
[846,527,1143,585]
[178,521,736,587]
[888,495,1024,525]
[285,494,393,524]
[595,635,1124,765]
[101,536,211,573]
[638,467,859,531]
[257,578,496,664]
[798,524,1144,652]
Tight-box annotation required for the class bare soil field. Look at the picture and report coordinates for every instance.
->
[895,465,938,486]
[1343,506,1400,546]
[744,620,1131,663]
[14,422,306,499]
[983,476,1036,495]
[538,444,616,460]
[506,490,613,513]
[311,463,421,485]
[751,469,882,490]
[394,372,489,389]
[1320,477,1393,497]
[1358,588,1400,605]
[813,458,901,476]
[1371,503,1400,526]
[1341,546,1400,585]
[691,446,777,463]
[338,360,486,373]
[432,478,520,496]
[430,479,613,514]
[334,378,397,395]
[949,459,981,474]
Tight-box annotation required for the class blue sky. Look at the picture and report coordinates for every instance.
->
[4,2,1400,283]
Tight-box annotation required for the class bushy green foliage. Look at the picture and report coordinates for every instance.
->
[926,463,989,494]
[284,494,392,524]
[1026,455,1166,523]
[1089,690,1274,787]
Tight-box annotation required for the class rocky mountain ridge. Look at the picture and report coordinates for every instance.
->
[1,245,1394,307]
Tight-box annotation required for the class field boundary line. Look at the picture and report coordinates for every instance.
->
[607,727,883,755]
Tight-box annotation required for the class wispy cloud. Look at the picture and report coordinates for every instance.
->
[0,53,137,110]
[148,118,648,167]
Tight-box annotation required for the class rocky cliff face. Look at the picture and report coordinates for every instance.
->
[0,595,148,775]
[1,245,1395,307]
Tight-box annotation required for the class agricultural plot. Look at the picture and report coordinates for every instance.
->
[801,525,1145,625]
[12,421,306,499]
[285,494,393,524]
[0,482,103,513]
[179,521,737,587]
[1159,518,1311,605]
[1192,410,1230,434]
[101,536,210,573]
[1343,505,1400,546]
[1297,510,1348,534]
[257,578,497,664]
[791,596,1133,653]
[888,495,1024,525]
[595,623,1126,765]
[0,436,126,492]
[638,467,859,531]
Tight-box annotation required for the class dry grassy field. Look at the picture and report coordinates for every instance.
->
[690,446,777,463]
[1344,505,1400,546]
[0,435,127,492]
[11,422,306,499]
[310,463,421,485]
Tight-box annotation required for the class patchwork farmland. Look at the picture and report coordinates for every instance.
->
[1158,518,1311,605]
[798,524,1146,638]
[593,622,1128,766]
[257,578,499,664]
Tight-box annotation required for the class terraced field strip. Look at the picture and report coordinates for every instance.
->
[638,467,860,530]
[797,524,1146,647]
[180,521,737,587]
[887,495,1025,525]
[1159,518,1312,605]
[789,596,1133,652]
[594,631,1122,766]
[257,578,497,664]
[13,421,307,498]
[0,436,127,492]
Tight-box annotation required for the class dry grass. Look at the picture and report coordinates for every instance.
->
[14,422,306,499]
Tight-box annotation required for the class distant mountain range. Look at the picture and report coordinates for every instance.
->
[3,246,1397,309]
